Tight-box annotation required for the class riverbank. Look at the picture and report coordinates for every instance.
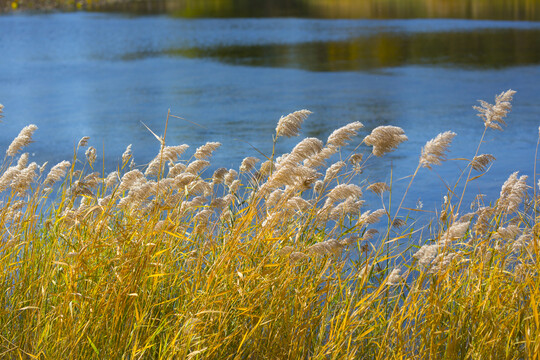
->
[2,0,540,20]
[1,91,539,358]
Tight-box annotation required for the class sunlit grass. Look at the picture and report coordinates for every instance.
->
[0,91,539,359]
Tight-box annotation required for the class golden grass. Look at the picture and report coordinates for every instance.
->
[0,91,539,359]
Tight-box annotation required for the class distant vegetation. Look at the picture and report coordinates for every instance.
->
[2,0,540,20]
[1,91,540,358]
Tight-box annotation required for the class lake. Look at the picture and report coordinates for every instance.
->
[0,12,539,215]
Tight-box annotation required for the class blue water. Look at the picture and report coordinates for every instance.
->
[0,12,539,215]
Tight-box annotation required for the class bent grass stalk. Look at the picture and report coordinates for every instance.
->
[0,90,538,359]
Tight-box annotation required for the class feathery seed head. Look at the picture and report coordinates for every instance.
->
[328,184,363,202]
[278,246,294,256]
[392,218,406,228]
[275,109,312,138]
[359,209,386,225]
[290,138,324,163]
[495,225,521,241]
[364,228,379,240]
[168,163,187,178]
[285,197,312,212]
[259,160,275,177]
[414,244,439,268]
[224,169,238,186]
[327,121,364,147]
[16,153,29,169]
[44,160,71,187]
[85,146,97,166]
[387,268,402,286]
[323,161,346,183]
[228,179,241,193]
[118,169,146,192]
[78,136,90,147]
[212,167,228,184]
[330,197,364,220]
[430,252,459,274]
[313,180,324,194]
[513,230,532,252]
[0,167,20,192]
[122,144,132,164]
[185,160,210,175]
[498,172,528,214]
[7,124,38,157]
[419,131,456,169]
[304,145,338,168]
[363,126,407,157]
[12,162,38,194]
[276,138,324,168]
[442,221,469,244]
[194,142,221,160]
[39,161,48,174]
[240,157,260,173]
[474,89,516,130]
[289,251,308,262]
[307,238,345,256]
[471,154,496,172]
[210,197,227,209]
[367,182,390,196]
[349,153,363,166]
[266,189,284,208]
[146,145,189,176]
[105,171,119,188]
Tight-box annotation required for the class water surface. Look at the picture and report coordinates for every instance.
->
[0,13,539,215]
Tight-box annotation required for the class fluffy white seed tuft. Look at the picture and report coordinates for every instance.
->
[275,110,312,138]
[44,161,71,187]
[7,125,38,157]
[363,126,408,157]
[327,121,364,147]
[474,89,516,131]
[194,142,221,160]
[419,131,456,169]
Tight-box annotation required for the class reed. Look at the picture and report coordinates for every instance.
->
[0,91,538,359]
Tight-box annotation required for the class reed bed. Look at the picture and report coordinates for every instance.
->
[0,91,539,359]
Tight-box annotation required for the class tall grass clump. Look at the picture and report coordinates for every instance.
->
[1,91,539,359]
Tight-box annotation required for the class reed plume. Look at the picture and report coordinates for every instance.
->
[212,167,228,184]
[240,156,260,173]
[363,125,408,157]
[471,154,496,172]
[327,183,362,202]
[122,144,132,164]
[327,121,364,147]
[474,89,516,130]
[419,131,456,169]
[304,146,337,168]
[85,146,97,166]
[386,268,402,285]
[77,136,90,147]
[367,182,390,196]
[43,160,71,187]
[194,142,221,159]
[498,171,528,214]
[6,124,37,157]
[275,109,312,138]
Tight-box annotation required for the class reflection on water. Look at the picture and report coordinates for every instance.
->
[4,0,540,20]
[124,29,540,71]
[99,0,540,21]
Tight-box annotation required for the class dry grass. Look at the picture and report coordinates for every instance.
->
[0,91,539,359]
